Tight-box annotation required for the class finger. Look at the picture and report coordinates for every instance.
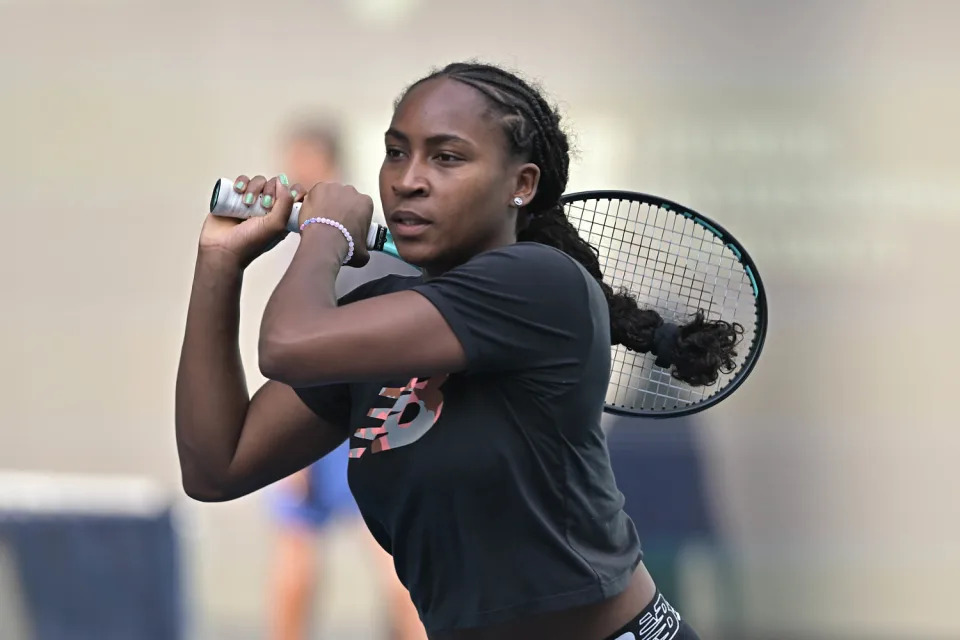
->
[284,183,307,229]
[244,175,267,207]
[233,174,250,193]
[288,182,305,202]
[264,176,294,231]
[260,176,280,211]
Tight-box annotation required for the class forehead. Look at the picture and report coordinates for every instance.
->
[390,77,502,142]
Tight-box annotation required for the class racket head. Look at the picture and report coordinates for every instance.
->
[560,190,768,418]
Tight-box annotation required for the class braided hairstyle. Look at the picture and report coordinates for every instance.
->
[401,62,742,386]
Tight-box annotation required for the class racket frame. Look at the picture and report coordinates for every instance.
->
[560,190,768,418]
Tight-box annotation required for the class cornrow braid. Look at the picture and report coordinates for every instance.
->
[406,63,569,218]
[399,62,743,386]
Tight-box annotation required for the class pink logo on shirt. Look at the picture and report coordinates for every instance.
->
[349,375,447,458]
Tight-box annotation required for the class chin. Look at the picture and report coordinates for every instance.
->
[393,240,439,269]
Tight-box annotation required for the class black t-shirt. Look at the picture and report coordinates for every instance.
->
[294,242,643,632]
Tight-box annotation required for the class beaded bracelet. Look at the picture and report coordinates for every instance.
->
[299,217,355,265]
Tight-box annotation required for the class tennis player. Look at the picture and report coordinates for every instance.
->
[176,62,739,640]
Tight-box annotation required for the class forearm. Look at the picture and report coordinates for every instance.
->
[259,226,345,380]
[175,249,250,495]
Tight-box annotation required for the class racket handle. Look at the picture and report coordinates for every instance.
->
[209,177,399,260]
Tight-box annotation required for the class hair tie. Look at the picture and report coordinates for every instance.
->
[652,323,680,369]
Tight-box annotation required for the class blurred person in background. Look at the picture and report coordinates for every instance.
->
[265,115,425,640]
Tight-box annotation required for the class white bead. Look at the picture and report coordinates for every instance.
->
[299,216,356,265]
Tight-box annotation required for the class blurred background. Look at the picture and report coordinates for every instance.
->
[1,1,959,638]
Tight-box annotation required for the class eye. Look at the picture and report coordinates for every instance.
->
[435,152,464,163]
[385,147,405,160]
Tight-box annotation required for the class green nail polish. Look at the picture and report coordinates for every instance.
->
[262,194,274,208]
[290,189,298,199]
[234,180,245,190]
[279,174,289,186]
[243,193,255,205]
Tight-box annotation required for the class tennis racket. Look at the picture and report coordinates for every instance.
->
[208,177,400,258]
[561,190,767,418]
[210,179,767,418]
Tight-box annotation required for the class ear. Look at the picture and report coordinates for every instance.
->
[510,162,540,207]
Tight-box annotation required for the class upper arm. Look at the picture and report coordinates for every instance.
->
[205,381,349,501]
[260,243,597,386]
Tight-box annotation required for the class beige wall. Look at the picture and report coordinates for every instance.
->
[2,1,959,637]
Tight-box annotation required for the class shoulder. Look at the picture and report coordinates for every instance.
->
[475,241,582,268]
[339,272,422,305]
[413,241,600,310]
[406,242,603,373]
[412,241,602,335]
[448,241,592,289]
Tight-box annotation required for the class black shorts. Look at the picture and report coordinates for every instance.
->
[603,592,701,640]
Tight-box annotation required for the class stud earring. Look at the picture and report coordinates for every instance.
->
[513,197,524,207]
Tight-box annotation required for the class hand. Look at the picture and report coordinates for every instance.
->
[297,182,373,268]
[198,174,307,268]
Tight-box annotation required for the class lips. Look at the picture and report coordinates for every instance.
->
[389,210,431,225]
[388,210,432,240]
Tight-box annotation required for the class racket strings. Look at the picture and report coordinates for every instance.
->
[565,198,759,412]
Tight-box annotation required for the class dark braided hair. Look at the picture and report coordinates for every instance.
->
[400,62,743,386]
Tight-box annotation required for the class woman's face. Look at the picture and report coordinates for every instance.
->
[379,77,539,275]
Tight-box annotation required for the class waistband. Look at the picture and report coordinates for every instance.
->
[604,591,683,640]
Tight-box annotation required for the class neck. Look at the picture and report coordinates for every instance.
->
[421,229,518,280]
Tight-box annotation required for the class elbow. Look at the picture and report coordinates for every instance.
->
[258,339,296,385]
[182,483,229,503]
[259,310,343,386]
[180,470,239,503]
[182,480,240,503]
[259,317,289,381]
[258,334,317,387]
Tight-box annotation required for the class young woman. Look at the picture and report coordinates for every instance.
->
[176,62,739,640]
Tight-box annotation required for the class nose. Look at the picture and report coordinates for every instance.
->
[392,159,429,198]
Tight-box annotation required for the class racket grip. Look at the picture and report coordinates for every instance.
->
[209,177,399,259]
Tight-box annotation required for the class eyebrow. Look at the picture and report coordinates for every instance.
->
[384,128,472,146]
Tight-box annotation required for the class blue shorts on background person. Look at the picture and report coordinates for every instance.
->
[266,440,357,529]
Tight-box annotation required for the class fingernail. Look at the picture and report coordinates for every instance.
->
[262,194,274,208]
[279,174,289,186]
[243,193,255,205]
[290,189,298,199]
[234,180,245,191]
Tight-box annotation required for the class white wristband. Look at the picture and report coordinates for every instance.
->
[299,217,355,265]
